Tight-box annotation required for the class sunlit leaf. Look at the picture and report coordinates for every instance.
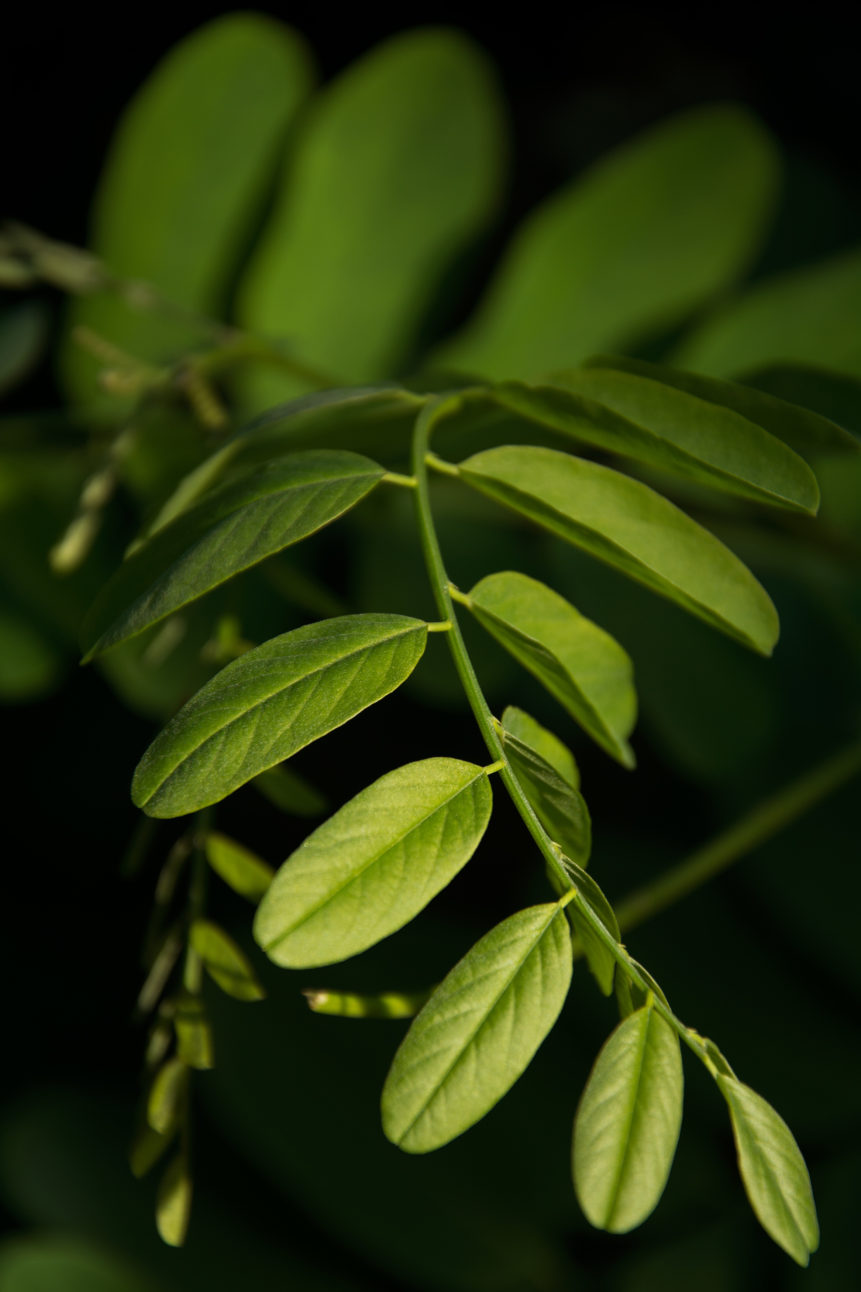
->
[303,986,433,1018]
[501,706,579,788]
[436,104,777,379]
[458,446,779,655]
[469,570,636,766]
[717,1075,819,1266]
[255,758,492,967]
[238,28,505,408]
[190,919,265,1001]
[573,1002,684,1232]
[501,727,591,864]
[173,996,214,1070]
[82,450,384,660]
[382,901,572,1152]
[564,859,620,996]
[146,1057,189,1136]
[155,1151,192,1247]
[132,614,427,817]
[204,832,274,902]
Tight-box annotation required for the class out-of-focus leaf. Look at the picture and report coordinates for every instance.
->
[717,1075,819,1266]
[501,706,579,788]
[675,246,861,380]
[204,831,274,902]
[436,104,777,379]
[469,570,636,766]
[0,607,65,700]
[382,902,572,1152]
[255,758,492,967]
[0,1235,156,1292]
[190,919,265,1001]
[0,300,49,396]
[303,986,433,1018]
[146,1057,189,1136]
[573,1002,684,1232]
[458,446,779,655]
[174,996,214,1070]
[82,450,384,660]
[132,614,427,817]
[500,726,591,865]
[252,764,328,818]
[238,28,505,409]
[155,1152,192,1247]
[61,14,314,403]
[128,1118,173,1180]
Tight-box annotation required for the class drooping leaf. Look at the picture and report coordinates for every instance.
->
[204,831,274,902]
[132,614,427,817]
[255,758,492,967]
[435,104,777,379]
[458,447,779,655]
[238,27,505,409]
[675,246,861,380]
[173,996,214,1070]
[61,14,314,404]
[500,727,590,865]
[252,764,328,818]
[492,371,818,513]
[382,901,572,1153]
[717,1075,819,1266]
[146,1057,189,1136]
[583,353,860,459]
[129,1118,174,1180]
[501,706,579,788]
[82,450,385,660]
[155,1151,193,1247]
[303,986,433,1018]
[190,919,265,1001]
[563,859,620,996]
[469,570,636,766]
[573,1002,684,1232]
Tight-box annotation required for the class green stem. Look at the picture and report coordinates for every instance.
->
[615,737,861,935]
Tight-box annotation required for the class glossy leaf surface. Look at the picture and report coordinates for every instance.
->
[501,706,579,788]
[573,1003,684,1232]
[132,614,427,817]
[469,571,636,766]
[255,758,492,967]
[382,902,572,1153]
[459,447,779,655]
[190,919,265,1001]
[501,728,590,865]
[82,450,384,660]
[205,831,274,902]
[717,1075,819,1266]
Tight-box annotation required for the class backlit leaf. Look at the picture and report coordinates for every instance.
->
[173,996,214,1070]
[573,1002,684,1232]
[155,1151,192,1247]
[717,1075,819,1266]
[469,570,636,766]
[204,832,274,902]
[500,727,591,865]
[382,901,572,1152]
[255,758,492,967]
[146,1057,189,1136]
[129,1119,173,1180]
[190,919,265,1001]
[303,986,433,1018]
[459,446,779,655]
[501,706,579,788]
[132,614,427,817]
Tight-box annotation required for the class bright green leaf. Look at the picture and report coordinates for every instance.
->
[146,1057,189,1136]
[501,706,579,788]
[500,727,591,865]
[61,14,314,404]
[436,104,777,379]
[204,831,274,902]
[82,450,384,660]
[469,570,636,766]
[255,758,492,967]
[494,370,818,513]
[573,1002,684,1232]
[382,902,572,1153]
[155,1151,193,1247]
[239,27,505,410]
[303,986,433,1018]
[190,919,265,1001]
[564,859,620,996]
[132,614,427,817]
[717,1075,819,1266]
[173,996,214,1070]
[459,447,779,655]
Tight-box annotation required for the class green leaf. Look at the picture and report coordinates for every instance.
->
[129,1119,174,1180]
[717,1075,819,1266]
[82,450,384,660]
[501,706,579,788]
[155,1151,193,1247]
[583,353,860,459]
[146,1057,189,1136]
[500,728,591,865]
[132,613,427,817]
[564,859,620,996]
[204,831,274,902]
[493,371,819,514]
[459,446,779,655]
[238,27,505,408]
[190,919,265,1001]
[436,104,777,379]
[0,608,65,701]
[675,245,861,380]
[573,1002,684,1232]
[252,764,328,819]
[173,996,214,1070]
[382,901,572,1153]
[255,758,492,967]
[0,300,49,396]
[61,13,314,404]
[303,986,433,1018]
[469,570,636,766]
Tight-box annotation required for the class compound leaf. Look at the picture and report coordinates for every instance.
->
[204,832,274,902]
[190,919,265,1001]
[469,570,636,766]
[255,758,492,967]
[132,614,427,817]
[717,1075,819,1266]
[459,446,779,655]
[82,450,384,660]
[382,901,572,1153]
[573,1002,684,1232]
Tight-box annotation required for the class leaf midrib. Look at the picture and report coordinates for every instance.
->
[603,1006,652,1229]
